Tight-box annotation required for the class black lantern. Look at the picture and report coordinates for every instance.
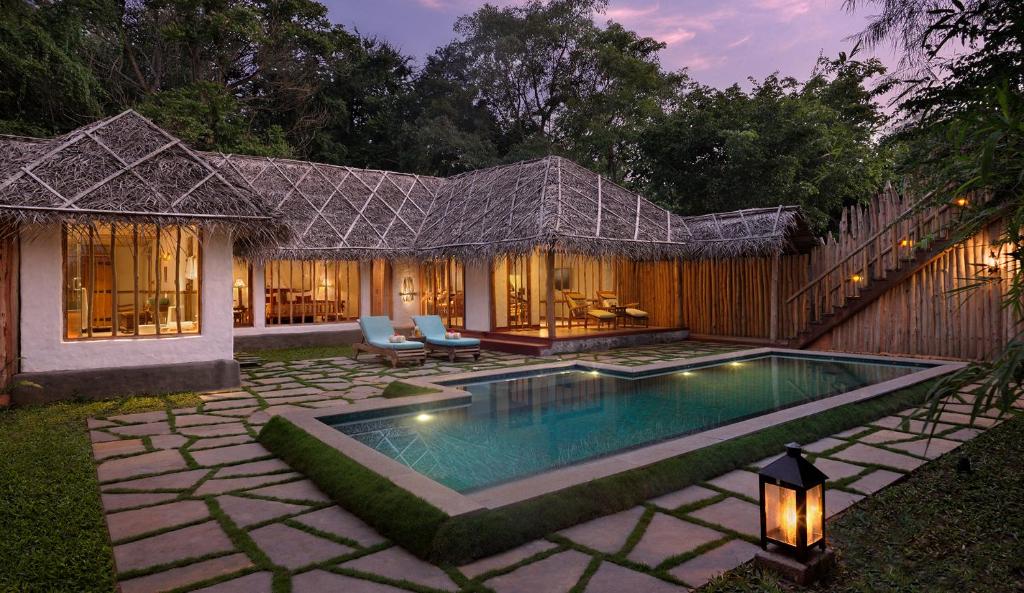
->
[759,443,828,559]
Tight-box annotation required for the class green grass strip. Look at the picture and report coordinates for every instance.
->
[381,381,441,399]
[257,416,448,559]
[248,345,354,364]
[259,380,936,565]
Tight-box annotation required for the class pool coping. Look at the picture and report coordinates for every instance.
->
[276,348,966,516]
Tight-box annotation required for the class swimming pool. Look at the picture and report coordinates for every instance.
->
[327,354,929,493]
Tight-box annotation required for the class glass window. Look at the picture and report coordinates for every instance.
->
[63,223,201,339]
[232,259,253,327]
[264,260,359,325]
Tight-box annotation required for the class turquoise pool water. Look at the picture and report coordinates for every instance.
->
[328,354,926,493]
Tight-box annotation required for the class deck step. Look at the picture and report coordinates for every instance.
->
[479,338,547,356]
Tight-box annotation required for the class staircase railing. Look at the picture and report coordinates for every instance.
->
[783,189,971,340]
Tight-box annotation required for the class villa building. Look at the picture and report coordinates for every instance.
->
[0,110,1012,404]
[0,111,812,402]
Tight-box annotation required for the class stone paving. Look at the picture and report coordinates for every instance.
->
[87,344,1021,593]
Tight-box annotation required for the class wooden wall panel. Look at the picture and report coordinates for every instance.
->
[679,255,808,340]
[617,259,683,328]
[371,260,393,317]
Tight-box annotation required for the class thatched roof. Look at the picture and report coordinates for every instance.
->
[0,110,281,255]
[415,156,807,260]
[0,112,811,261]
[203,153,444,260]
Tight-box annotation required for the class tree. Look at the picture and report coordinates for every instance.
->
[306,35,418,170]
[636,53,892,231]
[559,22,683,181]
[434,0,679,179]
[0,0,108,135]
[136,81,291,155]
[399,45,501,176]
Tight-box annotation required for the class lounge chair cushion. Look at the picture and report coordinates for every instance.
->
[426,337,480,347]
[359,316,425,350]
[588,309,617,320]
[359,315,398,342]
[625,308,648,318]
[368,339,426,350]
[413,315,481,347]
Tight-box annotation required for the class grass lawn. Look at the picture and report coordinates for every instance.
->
[705,413,1024,593]
[0,393,201,593]
[245,344,354,363]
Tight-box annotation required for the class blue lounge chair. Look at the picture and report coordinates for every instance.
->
[353,316,426,368]
[412,315,481,362]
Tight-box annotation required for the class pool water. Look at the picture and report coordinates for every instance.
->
[329,355,924,493]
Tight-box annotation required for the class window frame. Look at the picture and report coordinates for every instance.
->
[61,222,203,341]
[263,259,361,326]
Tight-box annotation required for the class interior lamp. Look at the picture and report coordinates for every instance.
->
[184,256,198,280]
[233,278,246,307]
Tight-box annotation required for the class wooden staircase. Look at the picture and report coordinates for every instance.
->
[785,191,986,349]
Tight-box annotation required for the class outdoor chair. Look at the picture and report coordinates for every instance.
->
[352,316,426,368]
[595,290,649,327]
[412,315,481,362]
[563,290,616,329]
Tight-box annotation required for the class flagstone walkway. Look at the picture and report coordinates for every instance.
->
[88,343,1018,593]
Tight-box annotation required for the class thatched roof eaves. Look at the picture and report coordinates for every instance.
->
[0,111,283,256]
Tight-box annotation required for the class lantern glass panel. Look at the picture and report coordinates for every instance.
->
[765,482,799,546]
[806,484,824,545]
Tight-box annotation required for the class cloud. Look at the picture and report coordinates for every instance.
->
[606,4,660,21]
[600,4,738,47]
[727,34,752,49]
[660,28,697,45]
[751,0,815,21]
[414,0,521,11]
[677,52,728,72]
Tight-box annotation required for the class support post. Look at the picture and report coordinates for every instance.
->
[545,249,557,340]
[676,258,685,329]
[770,253,780,342]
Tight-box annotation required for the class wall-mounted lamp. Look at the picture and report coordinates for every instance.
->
[399,276,417,302]
[898,238,912,248]
[954,196,970,207]
[849,274,864,283]
[984,250,1001,276]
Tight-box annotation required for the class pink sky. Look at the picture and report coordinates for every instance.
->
[324,0,900,89]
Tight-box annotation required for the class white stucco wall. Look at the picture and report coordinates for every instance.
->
[20,225,234,373]
[465,260,491,332]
